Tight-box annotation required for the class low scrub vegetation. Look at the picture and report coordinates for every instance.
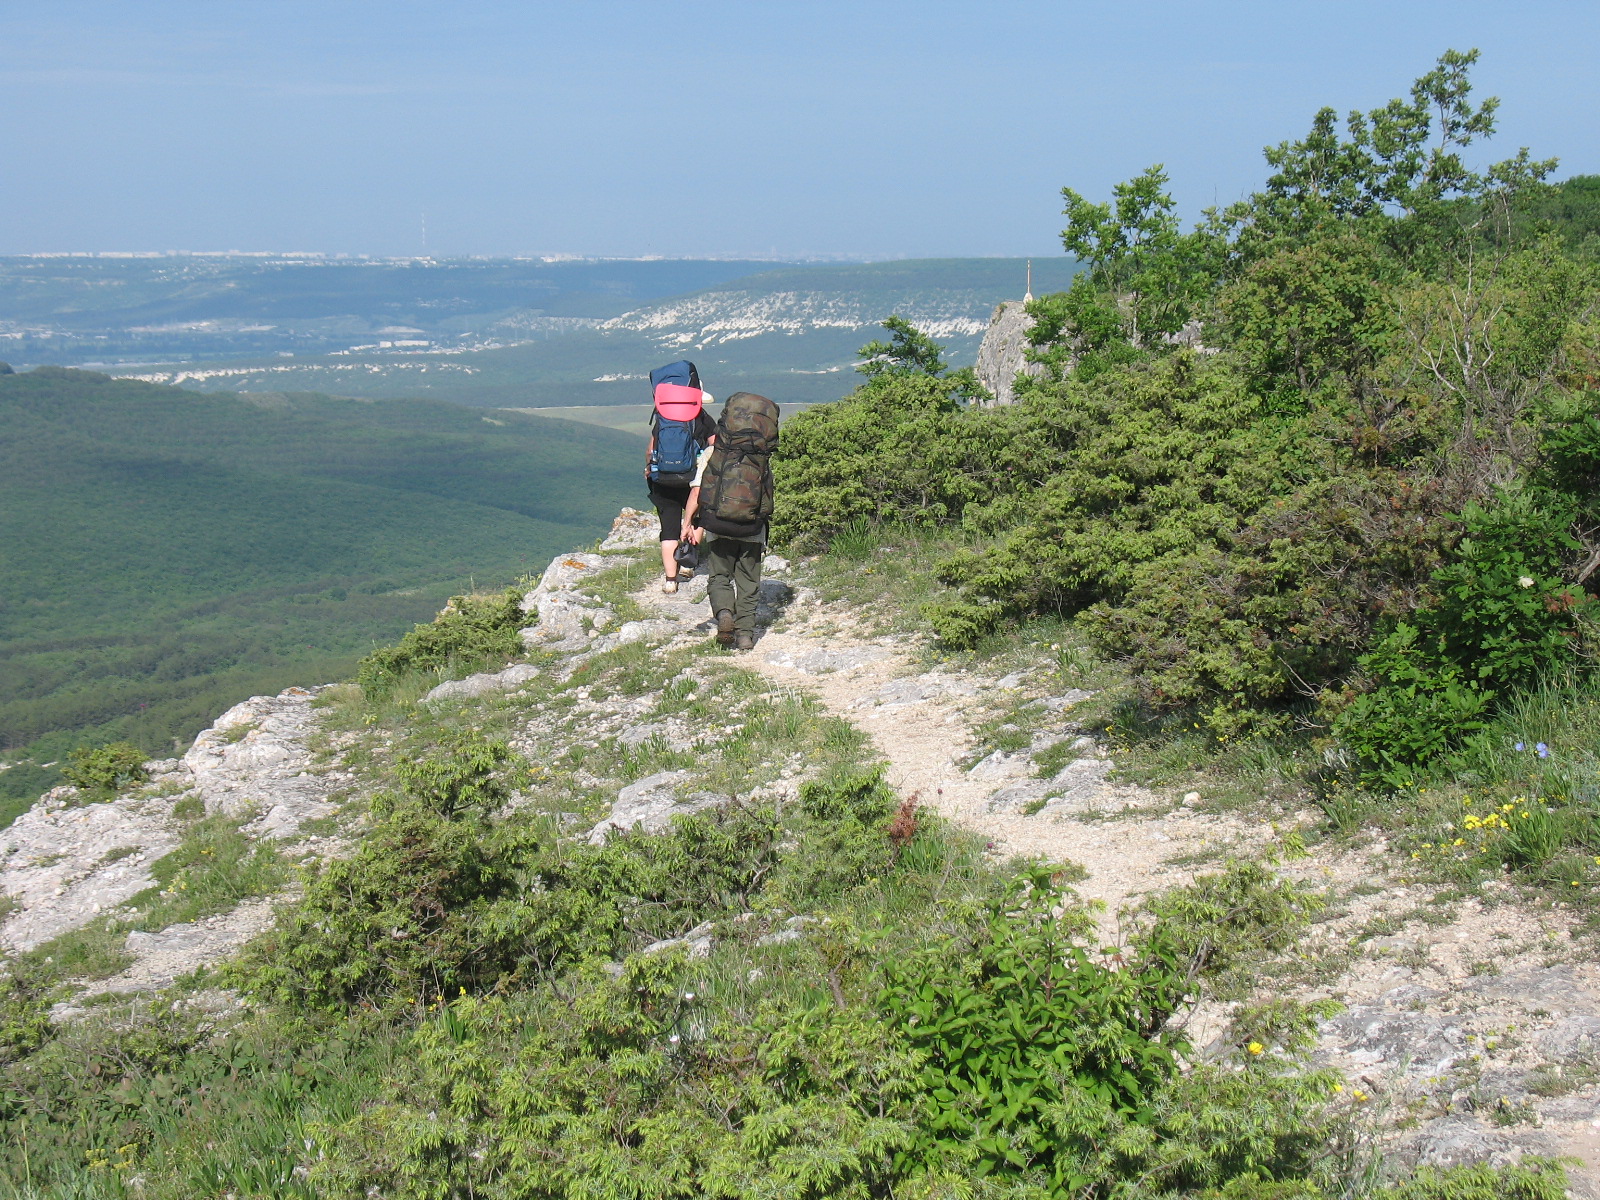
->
[355,587,529,698]
[774,52,1600,894]
[59,743,149,796]
[0,569,1564,1196]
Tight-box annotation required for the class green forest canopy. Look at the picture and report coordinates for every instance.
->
[0,369,642,796]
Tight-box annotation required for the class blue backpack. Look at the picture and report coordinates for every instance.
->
[649,360,701,392]
[648,360,707,486]
[650,414,703,484]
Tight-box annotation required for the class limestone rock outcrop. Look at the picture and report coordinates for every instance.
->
[520,552,614,651]
[600,507,660,551]
[1,686,342,956]
[586,771,729,845]
[425,663,542,703]
[974,300,1045,406]
[183,688,339,837]
[0,791,181,952]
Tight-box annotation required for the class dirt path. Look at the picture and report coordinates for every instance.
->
[637,567,1268,920]
[635,562,1600,1190]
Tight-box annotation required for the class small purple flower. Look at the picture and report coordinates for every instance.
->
[1536,742,1550,759]
[1514,742,1525,752]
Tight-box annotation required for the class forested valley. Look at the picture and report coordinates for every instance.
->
[0,370,639,813]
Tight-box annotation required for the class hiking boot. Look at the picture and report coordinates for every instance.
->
[735,630,755,652]
[715,609,736,646]
[661,575,678,595]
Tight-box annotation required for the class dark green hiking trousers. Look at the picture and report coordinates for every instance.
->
[705,537,763,634]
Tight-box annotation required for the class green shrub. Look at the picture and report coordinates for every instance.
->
[305,955,924,1199]
[932,353,1300,650]
[773,371,983,553]
[1139,860,1322,987]
[241,731,536,1008]
[883,867,1190,1190]
[250,798,545,1009]
[0,999,405,1198]
[1334,624,1494,789]
[1051,1057,1346,1200]
[775,765,905,906]
[242,725,795,1009]
[1418,496,1587,694]
[0,971,53,1065]
[389,726,524,819]
[60,741,148,793]
[356,587,527,697]
[297,855,1348,1200]
[1218,230,1399,406]
[1335,496,1590,785]
[1378,1160,1568,1200]
[768,77,1594,751]
[798,765,897,824]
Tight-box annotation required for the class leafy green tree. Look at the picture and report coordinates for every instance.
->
[1513,174,1600,257]
[1058,163,1217,348]
[855,314,951,378]
[856,313,989,404]
[1019,164,1223,385]
[1218,231,1398,405]
[1222,49,1555,265]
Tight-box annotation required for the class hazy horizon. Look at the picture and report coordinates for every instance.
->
[3,1,1597,260]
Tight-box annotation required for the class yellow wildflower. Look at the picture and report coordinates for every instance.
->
[1247,1042,1265,1056]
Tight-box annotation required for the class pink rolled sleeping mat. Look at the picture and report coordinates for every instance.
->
[654,382,705,421]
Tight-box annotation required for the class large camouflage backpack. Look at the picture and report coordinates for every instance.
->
[698,391,779,538]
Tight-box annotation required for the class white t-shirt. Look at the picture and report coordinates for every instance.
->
[689,444,714,488]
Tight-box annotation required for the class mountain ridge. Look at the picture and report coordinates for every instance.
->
[95,256,1082,407]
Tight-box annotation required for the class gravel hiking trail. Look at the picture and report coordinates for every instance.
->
[638,566,1271,921]
[637,562,1600,1191]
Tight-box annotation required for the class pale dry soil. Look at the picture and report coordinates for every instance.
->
[639,560,1600,1192]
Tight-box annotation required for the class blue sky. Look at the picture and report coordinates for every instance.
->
[1,1,1595,259]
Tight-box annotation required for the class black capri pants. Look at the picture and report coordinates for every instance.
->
[648,481,692,542]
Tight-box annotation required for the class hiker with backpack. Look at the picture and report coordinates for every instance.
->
[681,392,779,651]
[644,360,717,594]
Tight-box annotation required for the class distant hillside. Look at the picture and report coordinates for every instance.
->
[0,255,792,366]
[0,368,643,792]
[101,257,1082,407]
